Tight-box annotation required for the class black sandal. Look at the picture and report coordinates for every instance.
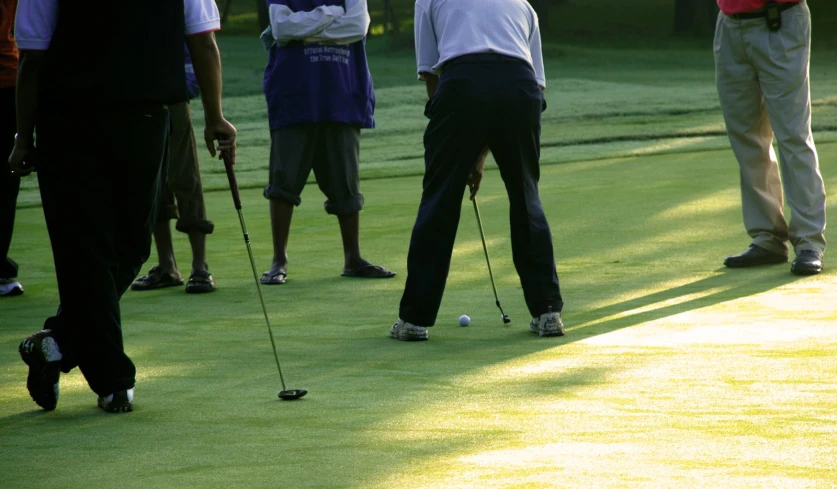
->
[185,269,216,294]
[131,266,184,291]
[260,270,287,285]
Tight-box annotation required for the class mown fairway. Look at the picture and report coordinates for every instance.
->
[1,37,836,488]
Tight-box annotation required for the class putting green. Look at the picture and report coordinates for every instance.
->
[1,142,835,488]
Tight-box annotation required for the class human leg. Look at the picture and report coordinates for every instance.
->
[167,102,218,291]
[130,163,183,291]
[0,86,22,295]
[751,2,825,271]
[714,13,790,258]
[263,199,293,284]
[397,77,489,327]
[312,123,394,277]
[164,102,216,291]
[153,220,179,274]
[34,106,168,402]
[262,125,316,283]
[488,79,562,322]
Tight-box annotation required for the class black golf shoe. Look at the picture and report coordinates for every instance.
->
[723,245,787,268]
[19,330,63,411]
[98,388,135,413]
[791,250,823,276]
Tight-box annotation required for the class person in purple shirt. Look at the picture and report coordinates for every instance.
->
[259,0,394,284]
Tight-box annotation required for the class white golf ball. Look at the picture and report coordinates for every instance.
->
[459,315,471,327]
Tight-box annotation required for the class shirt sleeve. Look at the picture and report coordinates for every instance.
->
[185,0,221,35]
[14,0,59,51]
[414,1,439,78]
[528,13,546,89]
[317,0,370,45]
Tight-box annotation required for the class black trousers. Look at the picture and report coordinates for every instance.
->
[0,86,20,278]
[37,105,169,396]
[399,56,563,326]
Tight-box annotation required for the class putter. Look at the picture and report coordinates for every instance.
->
[222,152,307,401]
[469,186,511,325]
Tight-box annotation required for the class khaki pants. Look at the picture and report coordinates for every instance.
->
[714,1,826,255]
[157,101,214,234]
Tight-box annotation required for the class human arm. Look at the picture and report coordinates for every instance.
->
[185,0,236,161]
[420,72,439,99]
[268,4,344,46]
[529,10,546,90]
[8,51,44,175]
[415,1,440,97]
[8,0,58,174]
[304,0,370,45]
[468,147,489,200]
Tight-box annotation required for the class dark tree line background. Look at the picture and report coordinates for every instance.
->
[232,0,718,35]
[223,0,836,46]
[524,0,719,35]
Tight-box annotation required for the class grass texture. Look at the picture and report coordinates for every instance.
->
[2,36,837,489]
[2,145,837,488]
[14,37,837,208]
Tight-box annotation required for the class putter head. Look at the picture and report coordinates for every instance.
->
[278,389,308,401]
[502,314,511,325]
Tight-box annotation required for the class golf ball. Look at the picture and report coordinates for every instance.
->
[459,315,471,327]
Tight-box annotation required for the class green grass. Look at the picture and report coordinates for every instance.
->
[2,37,837,488]
[2,145,836,488]
[14,37,837,208]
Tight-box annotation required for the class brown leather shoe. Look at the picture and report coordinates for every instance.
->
[723,245,787,268]
[791,250,823,275]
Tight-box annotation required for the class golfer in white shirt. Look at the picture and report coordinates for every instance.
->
[390,0,565,342]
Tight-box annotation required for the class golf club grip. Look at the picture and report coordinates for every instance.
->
[222,152,242,210]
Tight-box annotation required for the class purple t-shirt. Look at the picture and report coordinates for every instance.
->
[263,0,375,131]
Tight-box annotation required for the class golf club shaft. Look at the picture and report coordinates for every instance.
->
[223,154,288,392]
[470,193,505,315]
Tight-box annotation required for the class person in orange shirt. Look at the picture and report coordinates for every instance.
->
[0,0,23,297]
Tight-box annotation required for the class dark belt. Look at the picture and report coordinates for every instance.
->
[727,1,798,19]
[442,53,528,71]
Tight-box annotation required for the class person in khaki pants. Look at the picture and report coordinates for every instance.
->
[714,0,826,275]
[131,47,217,294]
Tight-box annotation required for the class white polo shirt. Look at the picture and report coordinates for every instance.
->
[414,0,546,88]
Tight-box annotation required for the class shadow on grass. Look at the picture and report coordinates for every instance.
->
[2,146,835,489]
[566,266,805,342]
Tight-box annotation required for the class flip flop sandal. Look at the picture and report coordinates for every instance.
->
[185,270,217,294]
[341,264,396,278]
[131,266,184,291]
[260,270,287,285]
